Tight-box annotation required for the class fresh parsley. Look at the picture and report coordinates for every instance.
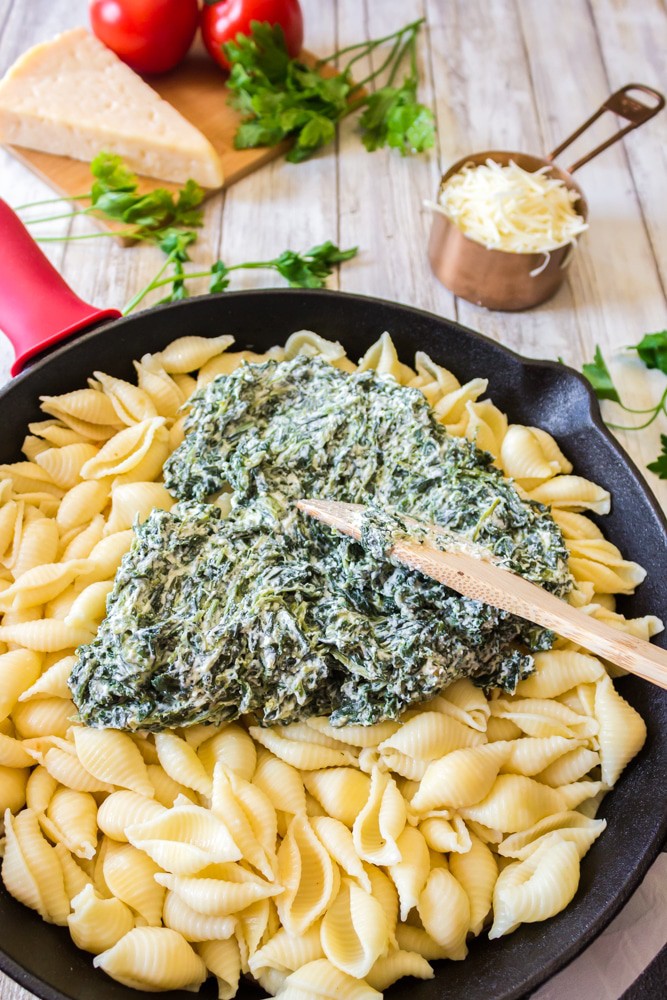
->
[224,19,435,161]
[647,435,667,479]
[18,153,357,315]
[582,336,667,476]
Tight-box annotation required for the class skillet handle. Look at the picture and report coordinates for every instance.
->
[0,199,121,376]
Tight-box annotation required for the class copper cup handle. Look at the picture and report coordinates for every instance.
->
[546,83,665,174]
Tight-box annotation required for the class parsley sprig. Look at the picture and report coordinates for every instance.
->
[17,153,357,314]
[582,332,667,477]
[224,19,435,162]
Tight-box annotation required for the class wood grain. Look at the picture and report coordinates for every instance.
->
[0,1,666,997]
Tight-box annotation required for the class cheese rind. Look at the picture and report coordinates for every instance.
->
[0,28,224,188]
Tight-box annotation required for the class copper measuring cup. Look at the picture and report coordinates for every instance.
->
[428,84,665,311]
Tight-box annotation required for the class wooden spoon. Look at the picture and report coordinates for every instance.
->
[297,498,667,690]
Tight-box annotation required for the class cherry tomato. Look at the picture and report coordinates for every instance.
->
[89,0,199,75]
[201,0,304,72]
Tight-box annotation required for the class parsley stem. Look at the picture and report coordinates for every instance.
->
[352,35,403,92]
[35,229,139,242]
[316,18,423,69]
[14,193,91,210]
[22,208,94,225]
[122,252,179,315]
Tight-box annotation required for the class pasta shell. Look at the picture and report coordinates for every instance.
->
[378,711,485,760]
[365,949,434,991]
[198,723,257,781]
[146,763,197,808]
[40,389,119,427]
[449,833,498,935]
[395,924,451,961]
[103,841,165,925]
[0,559,90,612]
[92,371,157,425]
[134,361,185,418]
[498,810,607,862]
[62,514,106,561]
[501,736,585,777]
[79,418,168,480]
[278,958,381,999]
[68,884,134,953]
[12,697,76,739]
[19,655,75,702]
[515,649,605,699]
[419,814,472,854]
[321,877,389,978]
[220,768,278,857]
[41,787,98,859]
[93,926,207,992]
[154,732,212,796]
[41,745,114,794]
[72,727,154,796]
[163,889,235,941]
[196,938,241,1000]
[594,675,647,786]
[431,678,491,731]
[235,896,272,966]
[2,807,70,925]
[249,923,324,979]
[303,768,370,828]
[64,580,114,632]
[537,747,600,787]
[387,825,430,921]
[311,815,370,891]
[418,867,470,960]
[248,725,358,770]
[25,765,57,813]
[211,764,274,879]
[306,716,399,747]
[357,332,416,385]
[0,619,92,653]
[352,766,406,865]
[104,481,174,536]
[489,840,581,938]
[97,790,167,842]
[11,517,59,577]
[253,749,306,817]
[54,842,92,901]
[0,649,42,720]
[0,765,29,813]
[411,742,510,813]
[158,334,235,374]
[277,814,339,935]
[526,476,610,514]
[156,865,282,916]
[35,444,99,490]
[460,774,567,833]
[127,799,241,874]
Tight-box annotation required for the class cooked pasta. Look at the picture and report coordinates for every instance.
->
[0,329,659,998]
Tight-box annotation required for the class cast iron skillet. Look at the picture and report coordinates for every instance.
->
[0,208,665,1000]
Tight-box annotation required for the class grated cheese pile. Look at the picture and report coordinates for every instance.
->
[438,159,588,254]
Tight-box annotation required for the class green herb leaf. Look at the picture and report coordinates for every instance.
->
[209,260,231,293]
[633,330,667,376]
[224,19,433,163]
[90,152,138,201]
[360,82,435,155]
[582,346,621,403]
[647,435,667,478]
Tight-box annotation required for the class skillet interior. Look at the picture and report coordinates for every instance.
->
[0,288,665,1000]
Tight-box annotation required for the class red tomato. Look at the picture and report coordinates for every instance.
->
[89,0,199,75]
[201,0,304,72]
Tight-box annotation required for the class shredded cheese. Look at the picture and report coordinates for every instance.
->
[437,159,588,254]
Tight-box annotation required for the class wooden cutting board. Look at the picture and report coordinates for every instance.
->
[5,48,310,239]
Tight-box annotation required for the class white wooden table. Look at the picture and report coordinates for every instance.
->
[0,1,665,998]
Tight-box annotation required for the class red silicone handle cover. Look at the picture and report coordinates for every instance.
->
[0,198,121,375]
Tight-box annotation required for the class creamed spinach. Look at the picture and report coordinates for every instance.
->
[70,355,572,730]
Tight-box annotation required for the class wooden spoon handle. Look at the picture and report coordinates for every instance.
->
[297,498,667,690]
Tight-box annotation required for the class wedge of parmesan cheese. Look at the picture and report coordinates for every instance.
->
[0,28,224,188]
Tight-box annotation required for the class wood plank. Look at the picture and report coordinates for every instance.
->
[515,0,667,511]
[336,0,457,330]
[590,0,667,289]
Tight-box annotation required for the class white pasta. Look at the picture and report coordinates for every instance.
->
[68,884,135,953]
[0,329,658,998]
[489,840,581,938]
[352,765,406,866]
[276,814,339,934]
[126,798,241,874]
[93,926,208,992]
[321,877,389,978]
